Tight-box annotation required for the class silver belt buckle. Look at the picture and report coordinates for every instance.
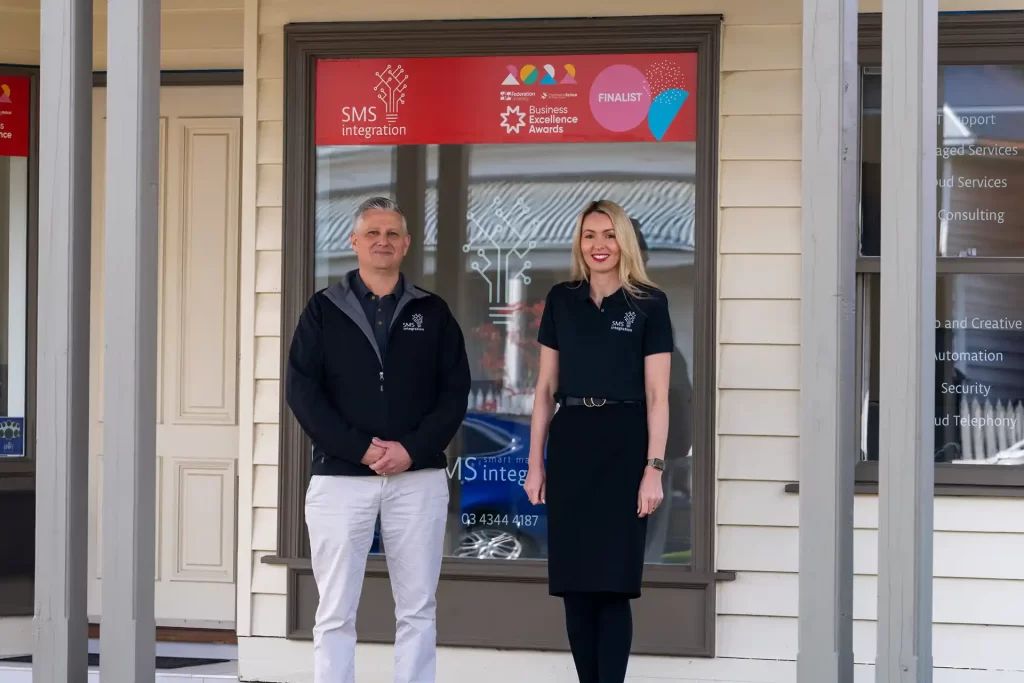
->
[583,397,606,408]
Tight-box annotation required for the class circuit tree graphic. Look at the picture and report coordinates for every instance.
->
[464,196,539,324]
[374,64,408,123]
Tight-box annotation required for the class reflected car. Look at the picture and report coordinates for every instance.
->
[449,412,548,560]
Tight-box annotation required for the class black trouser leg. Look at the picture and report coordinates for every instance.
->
[595,595,633,682]
[563,593,600,682]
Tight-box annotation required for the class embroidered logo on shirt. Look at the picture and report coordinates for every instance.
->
[403,313,425,332]
[611,310,636,332]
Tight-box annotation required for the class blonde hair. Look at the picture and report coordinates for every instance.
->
[569,199,658,298]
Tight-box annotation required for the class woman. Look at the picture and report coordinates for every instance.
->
[524,199,672,682]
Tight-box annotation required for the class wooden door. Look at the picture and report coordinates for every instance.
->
[87,86,242,627]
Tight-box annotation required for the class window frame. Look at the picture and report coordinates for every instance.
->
[0,64,39,477]
[268,15,732,656]
[0,64,39,617]
[0,68,241,620]
[855,12,1024,494]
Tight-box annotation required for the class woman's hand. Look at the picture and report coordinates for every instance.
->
[524,464,546,505]
[637,468,664,517]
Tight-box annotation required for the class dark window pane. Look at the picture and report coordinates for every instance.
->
[0,155,28,459]
[860,71,882,257]
[861,274,1024,464]
[861,66,1024,258]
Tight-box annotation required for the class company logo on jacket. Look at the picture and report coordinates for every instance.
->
[611,310,636,332]
[403,313,425,331]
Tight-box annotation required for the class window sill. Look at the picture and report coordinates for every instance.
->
[783,482,1024,497]
[261,554,737,585]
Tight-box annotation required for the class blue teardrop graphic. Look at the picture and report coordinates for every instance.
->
[647,89,689,141]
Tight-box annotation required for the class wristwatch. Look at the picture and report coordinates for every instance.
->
[647,458,665,471]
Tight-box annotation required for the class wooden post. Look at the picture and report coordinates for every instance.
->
[876,0,937,681]
[34,0,92,679]
[797,1,858,681]
[101,0,160,679]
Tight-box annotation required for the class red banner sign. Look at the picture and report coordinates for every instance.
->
[0,75,30,158]
[315,53,697,146]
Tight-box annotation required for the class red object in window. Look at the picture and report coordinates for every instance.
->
[0,76,30,158]
[472,300,547,385]
[315,53,697,146]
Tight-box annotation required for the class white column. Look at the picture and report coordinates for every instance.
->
[797,1,858,682]
[34,0,92,679]
[101,0,160,680]
[876,0,937,681]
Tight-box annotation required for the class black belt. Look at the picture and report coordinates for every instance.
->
[559,396,644,408]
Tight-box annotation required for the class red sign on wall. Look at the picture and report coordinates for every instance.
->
[315,53,697,146]
[0,75,30,158]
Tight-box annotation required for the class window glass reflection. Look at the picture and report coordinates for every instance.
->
[314,141,696,564]
[0,155,28,459]
[860,274,1024,464]
[861,65,1024,257]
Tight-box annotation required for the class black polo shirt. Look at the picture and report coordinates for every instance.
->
[350,271,404,357]
[537,280,674,401]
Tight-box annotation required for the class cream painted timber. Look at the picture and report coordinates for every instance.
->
[719,479,1024,534]
[721,117,801,161]
[713,8,808,681]
[257,0,802,29]
[720,208,800,254]
[718,435,798,482]
[723,571,1024,627]
[87,85,243,627]
[0,617,31,658]
[719,300,800,344]
[719,615,1024,671]
[0,0,242,69]
[719,345,800,390]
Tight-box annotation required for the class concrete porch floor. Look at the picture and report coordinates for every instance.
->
[0,638,239,683]
[0,659,238,683]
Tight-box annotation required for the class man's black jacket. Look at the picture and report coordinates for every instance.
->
[285,272,471,477]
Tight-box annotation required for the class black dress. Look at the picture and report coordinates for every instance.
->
[537,281,674,598]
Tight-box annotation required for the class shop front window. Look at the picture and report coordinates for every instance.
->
[858,273,1024,464]
[277,16,722,654]
[0,70,35,619]
[856,33,1024,488]
[313,54,698,565]
[0,75,30,460]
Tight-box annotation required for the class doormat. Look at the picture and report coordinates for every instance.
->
[0,654,230,670]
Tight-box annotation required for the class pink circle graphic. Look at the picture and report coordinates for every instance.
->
[589,65,652,133]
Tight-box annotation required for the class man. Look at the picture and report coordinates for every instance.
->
[286,196,471,683]
[631,218,695,563]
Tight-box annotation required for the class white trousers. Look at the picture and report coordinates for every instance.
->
[305,468,449,683]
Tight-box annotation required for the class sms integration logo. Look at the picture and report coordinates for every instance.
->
[589,60,689,141]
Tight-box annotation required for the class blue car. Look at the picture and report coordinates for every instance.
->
[449,412,548,560]
[369,411,549,560]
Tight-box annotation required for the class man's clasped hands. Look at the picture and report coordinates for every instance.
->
[361,437,413,476]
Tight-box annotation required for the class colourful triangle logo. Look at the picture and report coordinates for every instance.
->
[647,89,688,141]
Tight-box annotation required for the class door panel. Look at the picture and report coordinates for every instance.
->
[88,86,242,627]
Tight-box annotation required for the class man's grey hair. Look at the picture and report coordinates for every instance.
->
[353,196,407,232]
